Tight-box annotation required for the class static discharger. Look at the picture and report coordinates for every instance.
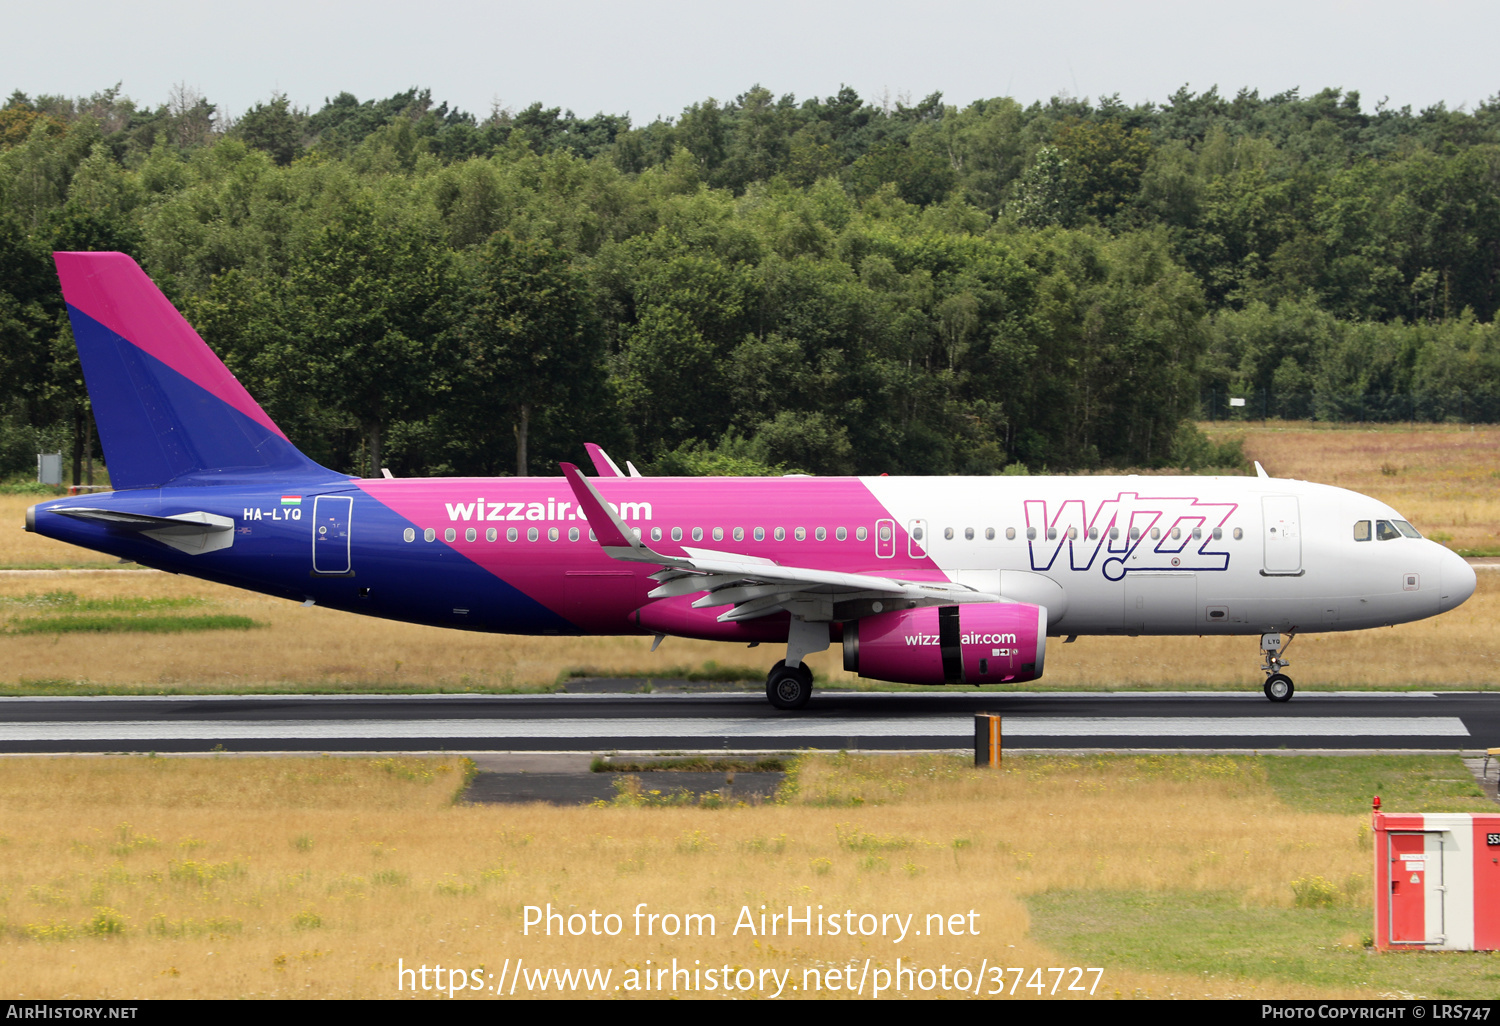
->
[974,713,1002,768]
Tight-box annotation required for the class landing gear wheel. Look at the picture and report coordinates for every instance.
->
[1264,673,1295,702]
[766,660,813,710]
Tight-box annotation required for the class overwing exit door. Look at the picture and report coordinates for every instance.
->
[313,495,353,574]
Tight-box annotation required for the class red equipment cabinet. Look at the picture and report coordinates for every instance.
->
[1372,808,1500,951]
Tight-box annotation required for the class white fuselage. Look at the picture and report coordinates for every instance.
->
[861,475,1476,636]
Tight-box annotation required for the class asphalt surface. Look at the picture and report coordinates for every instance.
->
[1,689,1497,754]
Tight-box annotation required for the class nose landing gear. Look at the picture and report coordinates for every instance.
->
[1260,631,1296,702]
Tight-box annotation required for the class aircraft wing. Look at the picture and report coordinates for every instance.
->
[559,463,992,622]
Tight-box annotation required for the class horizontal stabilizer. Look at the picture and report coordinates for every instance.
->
[51,507,235,555]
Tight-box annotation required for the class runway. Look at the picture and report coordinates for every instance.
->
[1,690,1496,753]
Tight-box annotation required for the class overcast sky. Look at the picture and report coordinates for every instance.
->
[8,0,1497,123]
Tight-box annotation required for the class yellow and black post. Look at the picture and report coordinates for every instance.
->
[974,712,1002,768]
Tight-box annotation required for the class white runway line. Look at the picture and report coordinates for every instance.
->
[0,716,1470,741]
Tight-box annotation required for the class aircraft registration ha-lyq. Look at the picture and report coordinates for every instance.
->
[27,253,1478,708]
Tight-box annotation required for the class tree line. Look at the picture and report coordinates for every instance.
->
[1,81,1498,483]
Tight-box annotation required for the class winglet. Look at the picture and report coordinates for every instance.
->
[560,462,682,567]
[1254,460,1270,479]
[583,443,625,478]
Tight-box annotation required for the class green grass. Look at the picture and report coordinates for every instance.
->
[0,679,562,697]
[1027,889,1500,998]
[1456,547,1500,558]
[590,756,788,773]
[2,591,202,611]
[1261,755,1491,814]
[566,661,763,683]
[10,614,261,634]
[1024,756,1498,997]
[1,590,251,634]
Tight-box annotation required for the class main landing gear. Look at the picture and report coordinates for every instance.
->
[765,618,830,711]
[766,660,813,710]
[1260,631,1296,702]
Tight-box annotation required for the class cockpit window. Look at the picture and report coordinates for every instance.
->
[1394,520,1422,539]
[1353,520,1371,542]
[1375,519,1401,541]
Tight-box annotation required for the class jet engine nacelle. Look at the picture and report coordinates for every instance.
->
[842,603,1047,686]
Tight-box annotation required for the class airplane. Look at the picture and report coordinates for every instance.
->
[24,252,1479,709]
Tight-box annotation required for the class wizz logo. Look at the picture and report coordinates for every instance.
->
[1024,493,1237,581]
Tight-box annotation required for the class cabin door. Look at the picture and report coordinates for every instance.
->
[313,495,353,574]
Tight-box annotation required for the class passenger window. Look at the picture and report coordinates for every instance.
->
[1150,528,1160,540]
[691,527,703,541]
[670,527,682,541]
[964,527,974,540]
[1376,519,1401,541]
[912,526,924,541]
[754,527,765,541]
[465,527,476,543]
[1109,527,1119,541]
[527,528,539,542]
[987,528,997,540]
[568,527,578,542]
[1066,527,1077,540]
[1170,527,1181,541]
[1233,527,1243,540]
[1005,527,1015,540]
[1129,527,1140,541]
[774,527,786,541]
[943,527,954,540]
[1192,527,1201,540]
[1211,527,1221,540]
[403,528,415,543]
[1088,527,1098,540]
[857,526,868,541]
[1046,528,1057,541]
[836,527,847,541]
[506,527,518,542]
[1353,520,1371,542]
[712,527,723,541]
[794,527,806,541]
[548,528,559,541]
[1026,527,1037,541]
[733,527,744,541]
[815,527,826,541]
[444,528,456,543]
[486,527,498,542]
[650,527,662,541]
[1395,520,1422,539]
[589,530,596,542]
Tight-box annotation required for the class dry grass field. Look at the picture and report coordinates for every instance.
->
[0,569,1492,693]
[1200,421,1500,553]
[0,422,1497,695]
[0,752,1469,1000]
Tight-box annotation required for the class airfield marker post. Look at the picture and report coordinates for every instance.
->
[974,713,1002,768]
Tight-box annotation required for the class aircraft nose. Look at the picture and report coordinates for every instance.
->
[1438,547,1477,613]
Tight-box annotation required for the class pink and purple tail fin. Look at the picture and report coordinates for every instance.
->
[54,252,333,489]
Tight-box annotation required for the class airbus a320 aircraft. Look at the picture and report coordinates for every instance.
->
[26,253,1479,708]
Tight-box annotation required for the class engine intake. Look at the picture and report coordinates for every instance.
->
[842,603,1047,686]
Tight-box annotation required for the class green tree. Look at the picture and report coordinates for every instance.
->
[456,231,599,475]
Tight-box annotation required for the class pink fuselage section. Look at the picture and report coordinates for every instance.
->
[355,475,940,639]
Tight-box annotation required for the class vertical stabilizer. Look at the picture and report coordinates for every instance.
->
[53,252,330,488]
